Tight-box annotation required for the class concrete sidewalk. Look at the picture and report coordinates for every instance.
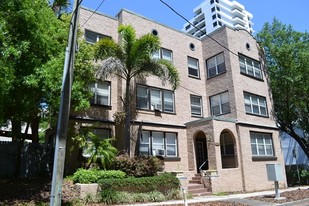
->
[126,186,309,206]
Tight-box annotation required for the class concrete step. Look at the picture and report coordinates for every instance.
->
[188,183,205,190]
[189,179,201,184]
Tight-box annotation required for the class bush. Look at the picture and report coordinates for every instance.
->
[100,189,119,205]
[99,172,180,194]
[112,154,164,177]
[100,190,170,204]
[71,168,126,183]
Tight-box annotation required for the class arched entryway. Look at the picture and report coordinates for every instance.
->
[220,130,238,169]
[195,131,208,172]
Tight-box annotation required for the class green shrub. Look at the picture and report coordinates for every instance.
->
[71,168,126,183]
[100,189,119,205]
[165,188,182,200]
[147,190,166,202]
[99,190,169,204]
[99,172,180,194]
[112,154,164,177]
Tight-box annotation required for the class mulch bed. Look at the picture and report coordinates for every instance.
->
[249,188,309,204]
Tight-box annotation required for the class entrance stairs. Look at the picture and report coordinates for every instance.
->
[187,173,212,197]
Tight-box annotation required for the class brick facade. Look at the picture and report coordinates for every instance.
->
[73,7,287,193]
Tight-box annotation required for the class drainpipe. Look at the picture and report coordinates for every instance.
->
[236,122,246,192]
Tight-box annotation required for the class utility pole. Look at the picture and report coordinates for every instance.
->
[50,0,81,205]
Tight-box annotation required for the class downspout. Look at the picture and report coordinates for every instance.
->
[236,122,246,192]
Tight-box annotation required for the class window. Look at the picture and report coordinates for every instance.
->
[210,91,230,115]
[239,54,262,79]
[137,85,175,113]
[211,7,215,12]
[152,48,173,61]
[191,95,203,117]
[90,82,111,106]
[139,131,178,157]
[220,132,237,168]
[188,57,200,78]
[212,14,216,20]
[250,132,274,156]
[82,128,111,157]
[216,6,220,11]
[218,21,222,26]
[85,29,110,44]
[213,22,218,27]
[206,53,225,78]
[210,0,214,4]
[244,92,268,116]
[218,14,221,19]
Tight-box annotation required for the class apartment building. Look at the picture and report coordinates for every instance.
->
[182,0,253,38]
[74,7,286,193]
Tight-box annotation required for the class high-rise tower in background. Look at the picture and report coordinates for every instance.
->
[182,0,253,38]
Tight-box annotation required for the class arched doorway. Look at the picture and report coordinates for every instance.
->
[195,131,208,172]
[220,130,237,169]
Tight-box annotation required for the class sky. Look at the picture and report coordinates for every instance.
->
[80,0,309,35]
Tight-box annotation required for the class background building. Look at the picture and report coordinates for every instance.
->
[182,0,253,38]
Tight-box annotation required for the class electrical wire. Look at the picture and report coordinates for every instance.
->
[80,0,107,28]
[159,0,239,57]
[158,0,269,116]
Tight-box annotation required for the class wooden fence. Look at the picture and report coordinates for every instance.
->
[0,141,53,178]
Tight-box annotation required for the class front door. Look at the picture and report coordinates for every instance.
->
[195,138,208,172]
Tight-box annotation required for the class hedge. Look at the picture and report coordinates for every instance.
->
[71,169,126,184]
[98,173,180,194]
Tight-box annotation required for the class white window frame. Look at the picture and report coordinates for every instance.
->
[85,29,110,44]
[136,85,175,113]
[250,132,274,156]
[210,91,230,116]
[188,57,200,78]
[206,53,226,78]
[239,54,262,79]
[190,95,203,117]
[244,92,268,116]
[139,131,178,157]
[152,48,173,61]
[90,81,111,106]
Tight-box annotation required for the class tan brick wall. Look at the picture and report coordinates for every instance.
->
[76,8,287,193]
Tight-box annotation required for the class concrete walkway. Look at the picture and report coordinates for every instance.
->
[125,186,309,206]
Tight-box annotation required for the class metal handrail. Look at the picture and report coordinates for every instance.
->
[198,160,208,176]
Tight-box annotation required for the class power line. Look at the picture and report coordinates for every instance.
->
[159,0,239,57]
[80,0,107,28]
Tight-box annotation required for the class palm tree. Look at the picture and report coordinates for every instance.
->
[49,0,71,18]
[94,25,180,155]
[83,133,118,169]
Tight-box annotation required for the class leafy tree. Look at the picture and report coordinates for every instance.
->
[256,18,309,157]
[94,25,180,155]
[0,0,95,142]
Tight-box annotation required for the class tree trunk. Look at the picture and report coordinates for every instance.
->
[31,116,39,143]
[124,78,131,155]
[12,118,23,177]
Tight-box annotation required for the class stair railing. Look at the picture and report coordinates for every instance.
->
[198,159,208,177]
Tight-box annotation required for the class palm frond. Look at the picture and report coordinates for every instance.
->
[95,57,125,80]
[133,59,180,90]
[118,25,136,57]
[94,38,123,60]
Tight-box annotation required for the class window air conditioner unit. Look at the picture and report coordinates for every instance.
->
[153,149,165,156]
[154,104,162,111]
